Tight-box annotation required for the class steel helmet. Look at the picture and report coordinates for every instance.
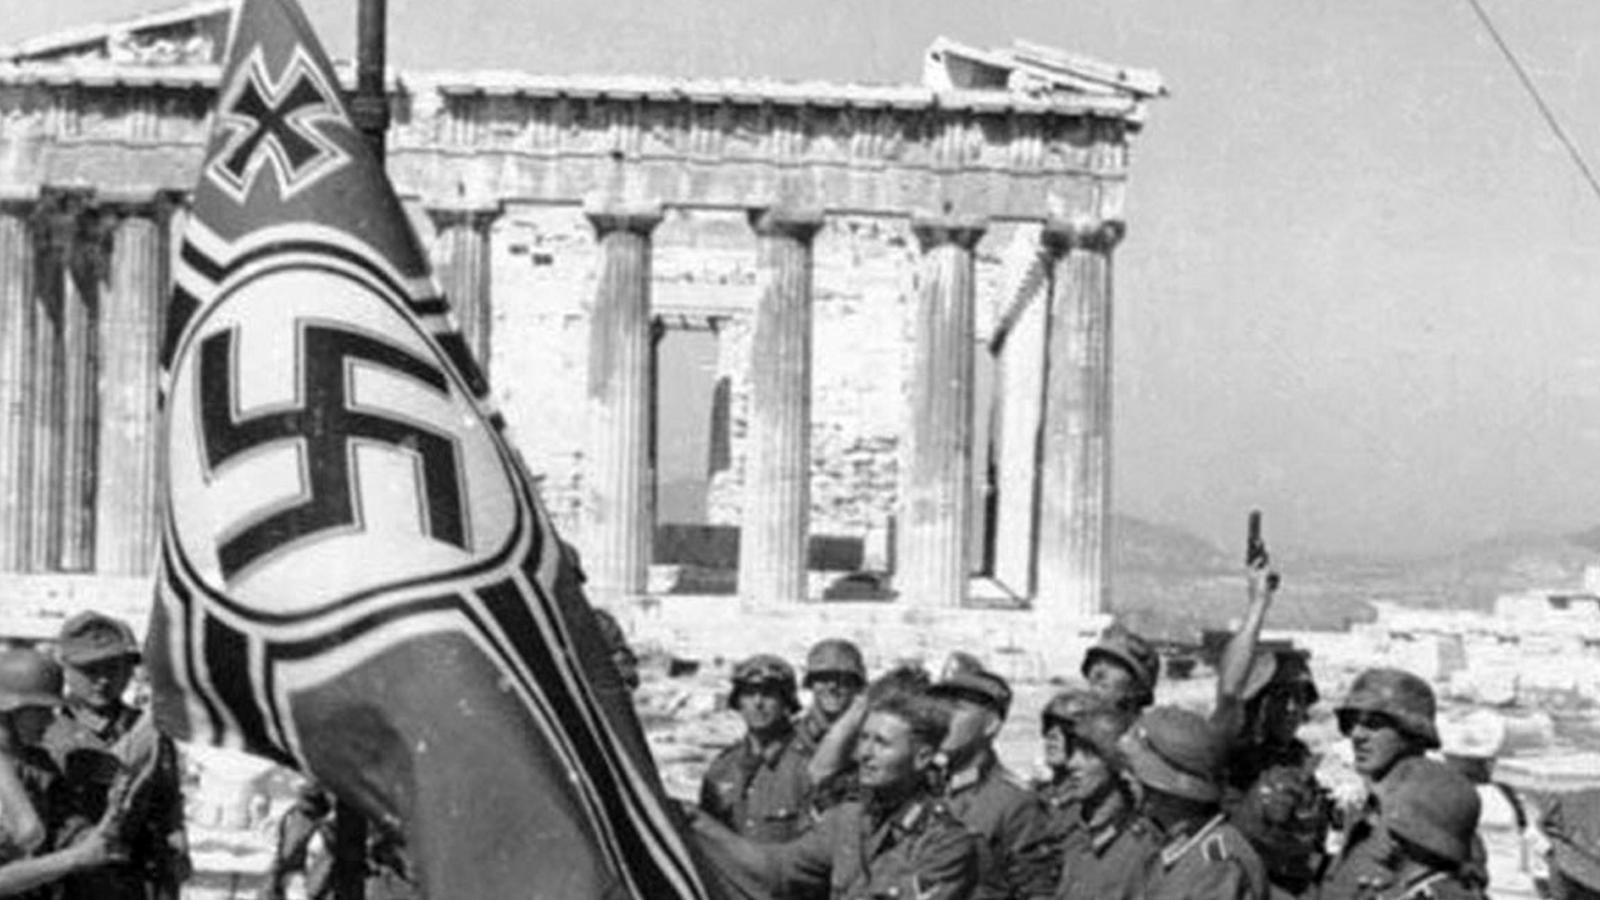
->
[803,639,866,687]
[1081,625,1160,709]
[0,648,64,712]
[1117,706,1224,803]
[1040,688,1135,763]
[1335,667,1440,749]
[1380,757,1481,866]
[1241,647,1319,705]
[728,654,799,712]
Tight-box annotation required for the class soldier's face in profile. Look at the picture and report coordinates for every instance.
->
[1260,685,1310,744]
[855,711,928,792]
[66,656,135,710]
[1062,740,1114,804]
[1043,724,1070,770]
[736,684,789,735]
[809,673,863,720]
[1086,659,1136,705]
[939,697,997,758]
[1340,710,1409,779]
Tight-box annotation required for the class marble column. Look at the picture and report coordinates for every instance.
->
[0,191,38,572]
[740,207,823,607]
[427,202,501,377]
[58,197,104,572]
[95,192,173,575]
[583,200,663,606]
[27,191,80,573]
[898,216,986,609]
[1036,217,1124,619]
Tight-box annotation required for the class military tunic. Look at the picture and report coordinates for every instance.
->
[770,795,979,900]
[700,727,815,843]
[42,701,188,900]
[1220,739,1330,898]
[942,753,1058,900]
[1144,812,1268,900]
[1033,779,1076,863]
[1052,787,1160,900]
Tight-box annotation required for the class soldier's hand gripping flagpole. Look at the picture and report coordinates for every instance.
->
[142,0,732,895]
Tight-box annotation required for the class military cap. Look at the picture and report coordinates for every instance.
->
[928,653,1012,718]
[803,638,866,686]
[1335,667,1439,749]
[57,611,140,667]
[1118,706,1224,803]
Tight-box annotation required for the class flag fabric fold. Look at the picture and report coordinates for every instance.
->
[145,0,725,895]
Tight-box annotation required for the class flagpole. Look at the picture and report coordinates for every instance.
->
[352,0,389,163]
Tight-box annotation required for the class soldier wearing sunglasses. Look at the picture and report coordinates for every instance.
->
[1319,668,1443,900]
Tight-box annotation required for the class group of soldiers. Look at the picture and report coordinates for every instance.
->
[0,612,187,900]
[682,565,1517,900]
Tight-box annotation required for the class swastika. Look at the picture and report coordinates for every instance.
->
[199,323,467,579]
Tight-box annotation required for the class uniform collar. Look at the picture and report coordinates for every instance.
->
[945,747,994,795]
[64,698,131,741]
[744,722,796,767]
[1086,787,1135,852]
[1160,812,1226,868]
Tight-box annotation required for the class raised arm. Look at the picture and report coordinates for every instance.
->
[805,693,868,787]
[1216,559,1277,712]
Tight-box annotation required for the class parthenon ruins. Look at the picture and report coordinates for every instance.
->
[0,3,1163,655]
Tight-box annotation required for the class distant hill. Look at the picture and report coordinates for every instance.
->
[1111,514,1233,574]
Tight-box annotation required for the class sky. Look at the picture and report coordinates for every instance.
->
[12,0,1600,558]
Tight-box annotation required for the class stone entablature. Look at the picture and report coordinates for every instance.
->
[0,64,1133,222]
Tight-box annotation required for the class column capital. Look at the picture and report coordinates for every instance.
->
[911,215,987,252]
[98,187,182,221]
[425,199,504,232]
[36,187,96,251]
[0,184,41,215]
[746,207,824,242]
[1041,216,1126,255]
[583,197,664,237]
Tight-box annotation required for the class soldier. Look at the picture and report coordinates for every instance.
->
[699,654,815,842]
[42,611,190,900]
[1038,689,1157,900]
[1213,560,1332,897]
[0,647,123,898]
[1364,758,1485,900]
[796,639,868,812]
[928,656,1057,900]
[1320,668,1442,900]
[1120,706,1267,900]
[690,690,979,900]
[1539,787,1600,900]
[1081,625,1160,713]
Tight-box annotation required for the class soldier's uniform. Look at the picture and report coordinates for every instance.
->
[701,654,816,843]
[699,727,816,843]
[1144,812,1269,900]
[1052,786,1159,900]
[1321,669,1445,900]
[1033,779,1076,859]
[1349,759,1486,900]
[1214,650,1331,899]
[768,795,979,900]
[45,612,188,900]
[941,755,1059,900]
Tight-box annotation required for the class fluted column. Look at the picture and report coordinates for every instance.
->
[1036,217,1124,619]
[95,192,173,575]
[427,202,501,376]
[898,216,986,609]
[582,200,663,606]
[740,208,823,607]
[27,191,80,572]
[58,197,105,572]
[0,191,38,572]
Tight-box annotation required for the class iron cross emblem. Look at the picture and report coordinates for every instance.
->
[208,45,350,202]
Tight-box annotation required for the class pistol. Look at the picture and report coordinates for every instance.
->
[1245,510,1281,591]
